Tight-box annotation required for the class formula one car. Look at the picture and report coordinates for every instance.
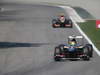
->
[52,14,73,28]
[54,35,93,61]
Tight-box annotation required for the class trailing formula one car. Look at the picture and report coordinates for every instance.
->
[54,35,93,61]
[52,14,73,28]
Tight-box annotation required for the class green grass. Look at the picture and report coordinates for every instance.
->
[79,20,100,50]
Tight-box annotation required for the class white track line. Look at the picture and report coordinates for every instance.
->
[59,6,100,56]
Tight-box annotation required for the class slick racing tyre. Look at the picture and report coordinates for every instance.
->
[54,47,61,61]
[68,20,73,28]
[54,56,61,61]
[52,19,58,28]
[82,55,90,61]
[86,44,93,57]
[82,46,90,61]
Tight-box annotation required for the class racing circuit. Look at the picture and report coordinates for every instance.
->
[0,2,100,75]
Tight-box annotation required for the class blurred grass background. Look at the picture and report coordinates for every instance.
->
[79,20,100,50]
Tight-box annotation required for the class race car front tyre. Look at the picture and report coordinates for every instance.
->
[54,56,61,61]
[83,46,90,61]
[86,44,93,57]
[54,47,61,61]
[82,55,90,61]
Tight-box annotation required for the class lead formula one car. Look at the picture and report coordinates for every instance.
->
[54,35,93,61]
[52,15,73,28]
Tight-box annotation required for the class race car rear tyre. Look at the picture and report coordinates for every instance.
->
[52,24,58,28]
[68,20,73,28]
[52,19,58,28]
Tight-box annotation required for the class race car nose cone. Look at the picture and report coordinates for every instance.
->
[68,46,76,52]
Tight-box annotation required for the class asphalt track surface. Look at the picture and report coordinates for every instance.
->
[2,0,100,19]
[0,3,100,75]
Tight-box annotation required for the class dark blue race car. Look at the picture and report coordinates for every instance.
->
[54,35,93,61]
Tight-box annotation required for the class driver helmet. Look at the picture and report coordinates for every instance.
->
[59,13,65,22]
[70,41,76,46]
[69,38,76,46]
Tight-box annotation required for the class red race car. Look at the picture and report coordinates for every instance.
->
[52,15,73,28]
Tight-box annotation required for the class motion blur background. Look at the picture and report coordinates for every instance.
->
[1,0,100,19]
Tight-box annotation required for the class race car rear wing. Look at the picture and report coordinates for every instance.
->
[68,36,83,39]
[68,35,84,45]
